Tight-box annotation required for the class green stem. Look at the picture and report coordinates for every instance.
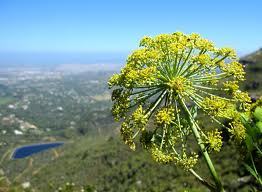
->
[128,88,162,108]
[178,95,224,192]
[190,72,228,82]
[192,84,222,91]
[130,86,160,95]
[189,169,216,191]
[160,125,166,149]
[177,48,193,75]
[214,54,229,64]
[168,139,215,191]
[172,52,179,75]
[146,90,167,117]
[250,152,262,185]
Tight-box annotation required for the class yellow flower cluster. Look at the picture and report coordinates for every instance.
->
[233,91,251,111]
[167,76,191,95]
[109,31,249,171]
[108,73,121,88]
[151,146,198,170]
[215,47,236,59]
[201,96,227,117]
[127,48,160,69]
[223,81,239,94]
[175,152,199,170]
[151,146,173,163]
[132,105,148,130]
[202,96,239,119]
[120,66,158,88]
[138,32,216,59]
[194,36,214,51]
[192,54,214,68]
[206,129,223,152]
[138,66,159,84]
[155,106,175,125]
[111,90,130,121]
[233,91,251,103]
[228,120,246,142]
[120,121,136,151]
[220,61,245,81]
[139,36,154,48]
[155,34,175,46]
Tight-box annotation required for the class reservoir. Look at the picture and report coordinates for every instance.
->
[12,142,64,159]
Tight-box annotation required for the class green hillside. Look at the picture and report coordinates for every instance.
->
[9,134,246,192]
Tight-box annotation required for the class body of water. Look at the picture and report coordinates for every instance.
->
[12,142,64,159]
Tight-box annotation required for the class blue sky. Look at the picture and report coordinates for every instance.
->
[0,0,261,65]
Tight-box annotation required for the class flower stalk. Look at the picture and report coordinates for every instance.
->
[178,95,224,191]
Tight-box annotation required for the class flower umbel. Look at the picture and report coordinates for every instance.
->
[108,32,249,173]
[228,120,246,142]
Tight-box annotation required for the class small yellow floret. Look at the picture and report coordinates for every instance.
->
[155,107,175,125]
[228,120,246,142]
[167,76,189,94]
[206,129,223,152]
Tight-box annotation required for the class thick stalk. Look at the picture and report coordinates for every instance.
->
[178,95,224,192]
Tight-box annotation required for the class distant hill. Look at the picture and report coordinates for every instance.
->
[240,48,262,98]
[241,48,262,64]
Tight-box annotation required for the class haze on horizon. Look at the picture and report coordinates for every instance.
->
[0,0,261,66]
